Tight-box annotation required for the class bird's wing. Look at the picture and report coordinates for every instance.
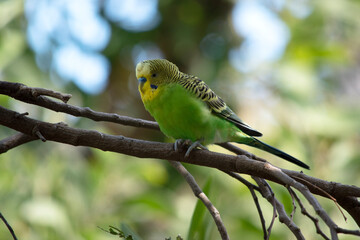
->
[178,77,263,137]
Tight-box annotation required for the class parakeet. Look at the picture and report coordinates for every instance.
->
[136,59,309,169]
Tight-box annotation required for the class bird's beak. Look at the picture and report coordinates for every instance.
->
[138,77,147,84]
[138,77,147,92]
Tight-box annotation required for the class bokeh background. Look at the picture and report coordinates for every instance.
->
[1,0,360,239]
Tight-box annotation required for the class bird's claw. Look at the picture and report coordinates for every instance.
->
[174,139,185,152]
[185,140,208,158]
[174,139,208,157]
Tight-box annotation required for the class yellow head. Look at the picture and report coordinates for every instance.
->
[135,59,179,102]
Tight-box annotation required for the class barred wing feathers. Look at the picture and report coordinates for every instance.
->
[178,76,262,137]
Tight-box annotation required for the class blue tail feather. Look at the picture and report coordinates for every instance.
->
[243,138,310,169]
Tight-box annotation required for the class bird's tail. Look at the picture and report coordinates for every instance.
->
[243,138,310,169]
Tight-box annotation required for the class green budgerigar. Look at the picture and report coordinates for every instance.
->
[136,59,309,169]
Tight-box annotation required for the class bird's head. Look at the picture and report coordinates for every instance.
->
[136,59,179,92]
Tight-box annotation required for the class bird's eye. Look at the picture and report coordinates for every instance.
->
[152,73,157,78]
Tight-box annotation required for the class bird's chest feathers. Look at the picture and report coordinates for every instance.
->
[139,81,161,103]
[139,83,216,141]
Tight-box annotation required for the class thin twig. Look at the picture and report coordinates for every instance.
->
[253,177,304,240]
[267,196,277,240]
[292,175,347,222]
[287,186,297,220]
[264,164,339,240]
[255,178,277,240]
[168,161,229,240]
[29,86,72,103]
[32,125,47,142]
[220,140,340,239]
[263,181,277,240]
[222,171,260,192]
[221,143,302,239]
[335,227,360,236]
[223,171,267,239]
[0,212,18,240]
[289,188,329,240]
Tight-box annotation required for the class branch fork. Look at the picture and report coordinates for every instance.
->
[1,81,360,239]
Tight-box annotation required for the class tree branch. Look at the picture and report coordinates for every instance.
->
[0,132,36,153]
[222,171,267,239]
[169,161,229,240]
[0,81,159,130]
[219,142,360,227]
[289,188,330,239]
[1,81,360,238]
[253,177,305,240]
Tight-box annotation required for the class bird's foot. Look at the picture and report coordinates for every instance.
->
[174,139,186,152]
[185,140,208,157]
[174,139,208,157]
[174,139,194,152]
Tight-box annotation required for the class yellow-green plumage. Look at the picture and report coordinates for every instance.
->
[136,59,309,169]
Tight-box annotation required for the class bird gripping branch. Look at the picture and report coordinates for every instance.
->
[136,59,309,169]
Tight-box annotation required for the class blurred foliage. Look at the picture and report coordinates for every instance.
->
[0,0,360,240]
